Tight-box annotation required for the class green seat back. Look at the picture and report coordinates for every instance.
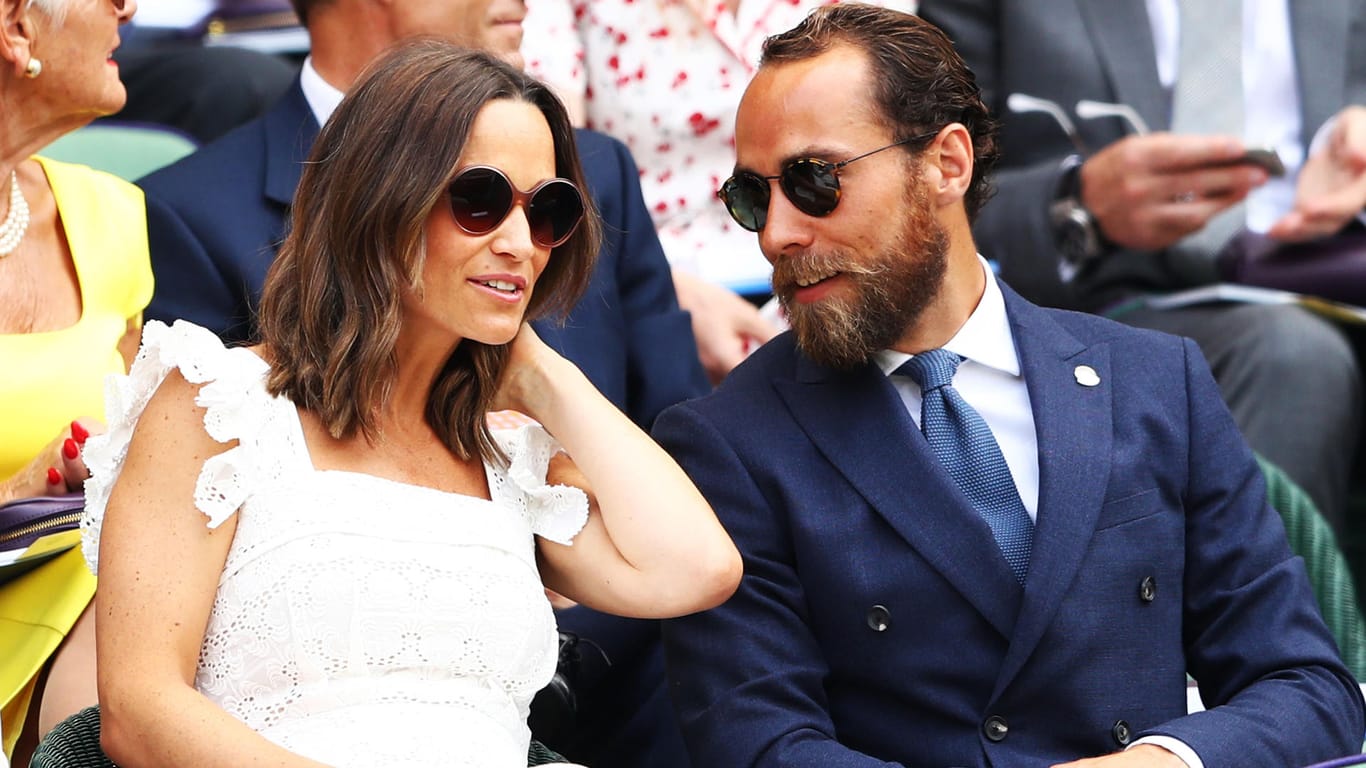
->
[1258,455,1366,680]
[40,123,198,182]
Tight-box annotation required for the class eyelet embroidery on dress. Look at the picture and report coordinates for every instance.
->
[79,320,593,765]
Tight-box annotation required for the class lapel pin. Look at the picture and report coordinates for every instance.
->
[1074,365,1100,387]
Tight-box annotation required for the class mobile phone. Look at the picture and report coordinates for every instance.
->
[1231,147,1286,177]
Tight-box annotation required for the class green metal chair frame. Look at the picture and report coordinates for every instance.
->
[30,706,568,767]
[1257,455,1366,680]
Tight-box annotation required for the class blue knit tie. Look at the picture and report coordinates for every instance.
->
[899,349,1033,584]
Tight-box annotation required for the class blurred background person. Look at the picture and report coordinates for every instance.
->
[85,41,739,767]
[107,0,298,143]
[919,0,1366,536]
[0,0,150,762]
[521,0,917,380]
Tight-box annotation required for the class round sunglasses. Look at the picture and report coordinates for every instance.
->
[447,165,586,249]
[717,130,940,232]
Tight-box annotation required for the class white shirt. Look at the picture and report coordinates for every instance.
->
[874,257,1040,518]
[298,57,344,128]
[1145,0,1302,232]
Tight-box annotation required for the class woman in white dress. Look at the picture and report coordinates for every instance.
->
[79,40,742,768]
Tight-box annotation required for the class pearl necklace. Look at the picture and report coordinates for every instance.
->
[0,171,31,257]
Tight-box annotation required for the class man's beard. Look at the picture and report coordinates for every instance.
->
[773,181,950,370]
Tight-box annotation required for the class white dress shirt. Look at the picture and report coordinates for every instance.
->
[298,57,345,128]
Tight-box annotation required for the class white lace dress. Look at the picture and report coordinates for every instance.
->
[81,321,589,767]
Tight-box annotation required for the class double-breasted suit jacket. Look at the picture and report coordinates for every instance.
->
[655,283,1364,768]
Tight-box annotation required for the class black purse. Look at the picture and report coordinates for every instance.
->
[0,492,85,585]
[528,630,613,752]
[528,631,585,749]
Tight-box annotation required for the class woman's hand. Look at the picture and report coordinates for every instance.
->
[490,323,577,422]
[1,418,103,502]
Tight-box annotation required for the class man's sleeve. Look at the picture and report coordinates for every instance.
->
[1138,337,1365,764]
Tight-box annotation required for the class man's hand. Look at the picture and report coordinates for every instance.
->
[1268,105,1366,242]
[1079,133,1268,251]
[673,270,779,384]
[1052,744,1188,768]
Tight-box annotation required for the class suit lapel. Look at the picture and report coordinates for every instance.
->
[1075,0,1168,132]
[991,287,1113,694]
[263,79,321,207]
[774,354,1022,638]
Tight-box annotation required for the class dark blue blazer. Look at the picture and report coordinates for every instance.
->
[654,284,1365,768]
[138,80,706,768]
[138,80,709,429]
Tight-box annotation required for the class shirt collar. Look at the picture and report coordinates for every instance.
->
[874,256,1021,378]
[299,56,346,129]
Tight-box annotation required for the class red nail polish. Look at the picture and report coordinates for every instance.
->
[70,421,89,444]
[47,467,62,486]
[63,438,79,459]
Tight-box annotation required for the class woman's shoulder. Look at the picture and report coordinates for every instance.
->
[81,321,287,572]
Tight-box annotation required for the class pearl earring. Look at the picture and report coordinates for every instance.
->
[24,57,42,79]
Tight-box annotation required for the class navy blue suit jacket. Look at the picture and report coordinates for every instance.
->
[655,284,1364,768]
[138,80,706,768]
[138,80,708,429]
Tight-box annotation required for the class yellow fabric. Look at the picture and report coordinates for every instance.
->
[0,156,152,480]
[0,157,149,758]
[0,543,96,757]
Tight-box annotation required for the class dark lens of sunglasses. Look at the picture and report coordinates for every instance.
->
[721,174,770,232]
[527,180,585,248]
[449,168,514,235]
[780,160,841,217]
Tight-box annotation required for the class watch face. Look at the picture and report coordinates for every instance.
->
[1051,197,1100,266]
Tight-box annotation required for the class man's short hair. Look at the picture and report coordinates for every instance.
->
[760,4,999,219]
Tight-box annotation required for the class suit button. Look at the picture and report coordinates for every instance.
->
[866,605,890,632]
[983,715,1008,742]
[1139,576,1157,602]
[1112,720,1132,746]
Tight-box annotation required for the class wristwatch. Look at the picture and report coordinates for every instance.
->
[1049,157,1105,270]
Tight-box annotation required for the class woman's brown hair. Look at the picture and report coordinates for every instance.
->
[258,39,600,464]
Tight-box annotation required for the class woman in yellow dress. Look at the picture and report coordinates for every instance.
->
[0,0,147,761]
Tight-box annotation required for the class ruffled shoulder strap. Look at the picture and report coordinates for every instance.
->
[493,424,589,546]
[81,320,294,573]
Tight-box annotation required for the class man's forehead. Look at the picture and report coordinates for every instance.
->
[735,46,885,164]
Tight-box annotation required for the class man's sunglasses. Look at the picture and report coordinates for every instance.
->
[448,165,586,249]
[717,130,940,232]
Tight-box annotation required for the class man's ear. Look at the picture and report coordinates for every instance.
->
[0,0,36,80]
[921,122,975,206]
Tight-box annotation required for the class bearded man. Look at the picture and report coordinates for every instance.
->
[651,6,1364,768]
